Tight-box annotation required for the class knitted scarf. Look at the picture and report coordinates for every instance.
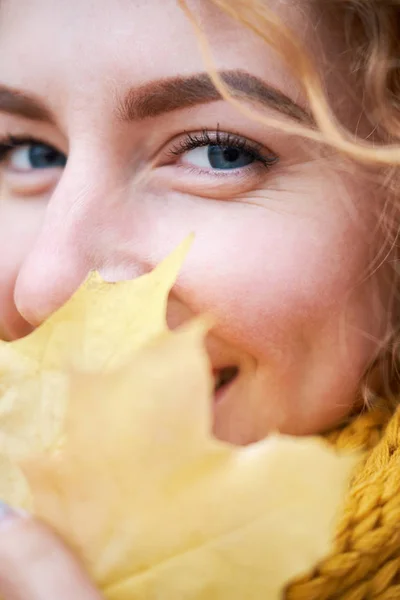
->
[285,405,400,600]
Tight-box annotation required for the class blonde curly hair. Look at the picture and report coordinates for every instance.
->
[180,0,400,408]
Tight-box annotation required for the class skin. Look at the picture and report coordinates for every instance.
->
[0,514,102,599]
[0,0,392,595]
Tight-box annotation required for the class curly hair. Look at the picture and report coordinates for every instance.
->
[180,0,400,406]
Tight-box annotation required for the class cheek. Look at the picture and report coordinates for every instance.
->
[108,183,374,365]
[174,207,372,360]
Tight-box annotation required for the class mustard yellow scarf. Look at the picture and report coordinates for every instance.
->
[286,405,400,599]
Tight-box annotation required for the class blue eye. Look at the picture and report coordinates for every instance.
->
[182,144,257,171]
[175,130,277,173]
[0,138,67,172]
[27,144,67,169]
[207,145,255,170]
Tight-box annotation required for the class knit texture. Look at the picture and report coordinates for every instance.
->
[285,405,400,599]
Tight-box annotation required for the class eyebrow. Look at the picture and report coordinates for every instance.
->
[0,70,310,125]
[0,87,55,123]
[117,70,311,123]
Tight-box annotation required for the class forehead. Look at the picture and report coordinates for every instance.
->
[2,1,355,136]
[0,0,312,85]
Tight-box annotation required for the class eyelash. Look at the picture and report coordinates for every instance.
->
[0,130,278,172]
[169,129,278,169]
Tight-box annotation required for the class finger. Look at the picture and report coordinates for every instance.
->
[0,503,103,600]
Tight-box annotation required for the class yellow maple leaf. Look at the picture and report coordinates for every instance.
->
[0,238,357,598]
[0,237,192,508]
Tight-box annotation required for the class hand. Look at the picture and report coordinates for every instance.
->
[0,503,103,600]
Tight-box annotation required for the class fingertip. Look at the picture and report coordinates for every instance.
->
[0,508,102,600]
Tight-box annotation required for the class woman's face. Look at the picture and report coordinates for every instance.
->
[0,0,390,443]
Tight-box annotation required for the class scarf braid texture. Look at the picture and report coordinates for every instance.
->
[285,404,400,600]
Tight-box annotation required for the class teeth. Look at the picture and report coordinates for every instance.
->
[214,366,238,391]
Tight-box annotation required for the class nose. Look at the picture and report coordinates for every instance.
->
[13,167,141,328]
[14,237,89,328]
[14,196,93,328]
